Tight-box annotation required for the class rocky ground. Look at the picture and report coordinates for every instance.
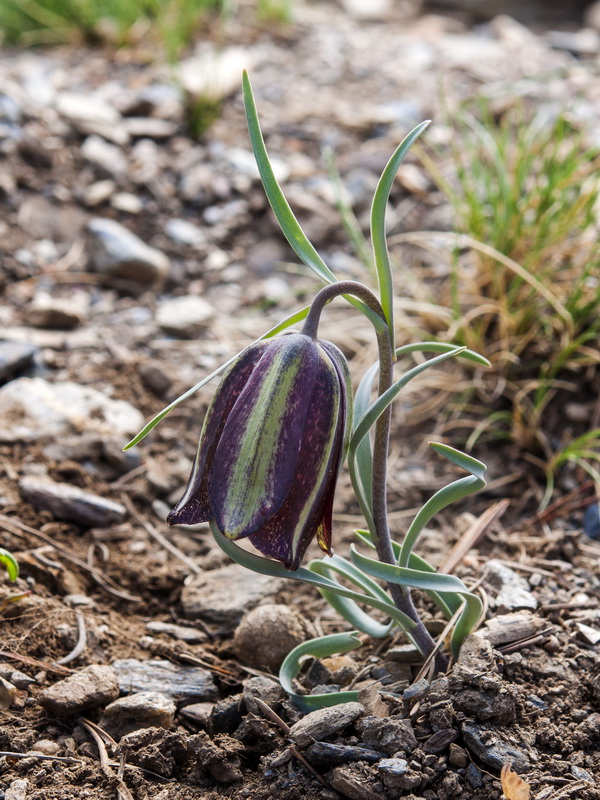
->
[0,1,600,798]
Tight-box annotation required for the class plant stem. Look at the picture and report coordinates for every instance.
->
[303,281,446,671]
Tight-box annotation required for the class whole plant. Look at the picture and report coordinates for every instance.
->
[127,72,490,704]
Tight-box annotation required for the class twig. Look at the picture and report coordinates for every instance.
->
[123,497,202,576]
[0,514,141,602]
[79,718,111,775]
[252,698,330,788]
[0,650,73,675]
[438,499,509,574]
[0,751,81,764]
[57,610,87,665]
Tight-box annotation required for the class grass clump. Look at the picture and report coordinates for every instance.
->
[0,0,224,53]
[417,104,600,501]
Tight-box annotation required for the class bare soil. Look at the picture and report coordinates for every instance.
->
[1,2,599,798]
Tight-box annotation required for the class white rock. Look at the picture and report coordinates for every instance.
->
[156,295,215,338]
[0,377,144,443]
[87,217,170,284]
[81,135,128,178]
[111,193,143,214]
[165,218,207,247]
[56,92,121,125]
[84,179,116,206]
[27,290,89,330]
[341,0,392,20]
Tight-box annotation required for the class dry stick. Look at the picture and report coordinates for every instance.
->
[56,609,87,666]
[79,718,112,775]
[0,514,141,602]
[123,497,202,576]
[438,499,510,575]
[80,719,135,800]
[252,698,329,789]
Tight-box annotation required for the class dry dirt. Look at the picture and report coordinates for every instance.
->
[0,1,599,798]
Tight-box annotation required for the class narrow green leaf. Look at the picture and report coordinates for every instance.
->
[309,556,395,638]
[0,548,19,582]
[394,341,490,367]
[210,522,419,639]
[350,348,466,456]
[351,544,483,657]
[279,632,362,710]
[243,71,386,332]
[371,121,431,352]
[398,444,486,569]
[354,530,460,618]
[123,304,311,450]
[243,71,337,286]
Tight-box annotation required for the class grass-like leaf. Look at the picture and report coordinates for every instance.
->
[350,545,482,657]
[210,522,418,636]
[398,443,486,568]
[370,120,430,352]
[242,71,385,333]
[349,348,467,457]
[308,555,395,638]
[279,632,362,710]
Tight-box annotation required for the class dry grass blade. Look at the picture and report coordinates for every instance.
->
[123,496,202,576]
[0,514,142,602]
[56,609,87,666]
[439,499,509,574]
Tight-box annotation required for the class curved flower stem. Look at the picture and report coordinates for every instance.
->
[303,281,445,671]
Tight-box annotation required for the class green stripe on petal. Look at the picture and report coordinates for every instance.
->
[211,335,320,538]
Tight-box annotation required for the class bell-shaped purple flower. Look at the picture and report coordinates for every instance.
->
[167,332,352,570]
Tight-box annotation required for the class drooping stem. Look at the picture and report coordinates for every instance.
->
[303,281,445,670]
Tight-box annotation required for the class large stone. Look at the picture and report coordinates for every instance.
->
[39,665,119,715]
[19,475,126,528]
[0,377,144,443]
[111,659,218,703]
[288,702,365,748]
[87,218,170,285]
[355,715,418,756]
[233,604,316,673]
[156,295,215,338]
[99,691,176,740]
[181,563,283,631]
[486,560,537,611]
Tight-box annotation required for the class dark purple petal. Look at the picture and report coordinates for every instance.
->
[209,334,320,538]
[167,341,268,525]
[245,348,345,569]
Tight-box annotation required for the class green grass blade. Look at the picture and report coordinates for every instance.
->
[371,121,430,352]
[243,71,384,331]
[279,632,362,710]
